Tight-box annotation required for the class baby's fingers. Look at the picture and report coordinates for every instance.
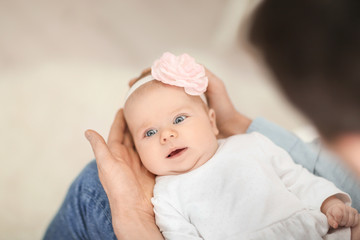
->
[327,207,345,228]
[339,207,349,226]
[327,214,339,229]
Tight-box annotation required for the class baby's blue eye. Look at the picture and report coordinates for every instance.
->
[174,115,187,124]
[145,129,158,137]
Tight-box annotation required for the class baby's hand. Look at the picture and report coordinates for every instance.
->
[324,199,359,229]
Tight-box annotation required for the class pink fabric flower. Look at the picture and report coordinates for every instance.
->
[151,52,208,95]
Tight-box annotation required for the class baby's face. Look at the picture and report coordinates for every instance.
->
[124,83,219,176]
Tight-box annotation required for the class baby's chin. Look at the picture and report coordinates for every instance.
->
[150,166,188,176]
[156,159,207,176]
[153,168,190,176]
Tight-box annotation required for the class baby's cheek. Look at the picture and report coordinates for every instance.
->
[140,151,164,175]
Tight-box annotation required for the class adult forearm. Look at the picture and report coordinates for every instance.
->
[111,206,164,240]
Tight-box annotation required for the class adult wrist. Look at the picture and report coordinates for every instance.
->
[217,112,252,138]
[112,208,163,240]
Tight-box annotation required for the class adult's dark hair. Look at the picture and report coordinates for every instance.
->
[249,0,360,140]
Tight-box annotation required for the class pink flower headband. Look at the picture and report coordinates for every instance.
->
[125,52,208,103]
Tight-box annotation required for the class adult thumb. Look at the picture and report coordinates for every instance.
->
[85,129,113,166]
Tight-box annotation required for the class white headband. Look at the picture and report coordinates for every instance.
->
[125,75,154,101]
[124,75,208,105]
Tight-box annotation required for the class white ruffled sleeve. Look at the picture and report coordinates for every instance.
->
[151,197,204,240]
[253,132,351,210]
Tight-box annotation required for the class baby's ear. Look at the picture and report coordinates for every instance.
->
[208,109,219,136]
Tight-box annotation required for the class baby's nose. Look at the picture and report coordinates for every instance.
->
[160,129,178,144]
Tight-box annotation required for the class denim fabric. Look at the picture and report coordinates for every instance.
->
[248,117,360,211]
[43,160,116,240]
[44,117,360,239]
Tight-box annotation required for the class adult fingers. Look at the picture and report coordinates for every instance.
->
[355,213,359,226]
[204,67,219,83]
[350,210,359,227]
[123,126,134,148]
[346,209,355,227]
[129,67,151,87]
[204,67,225,93]
[203,66,236,115]
[85,129,114,169]
[140,67,151,75]
[129,147,142,169]
[107,109,126,145]
[129,77,137,87]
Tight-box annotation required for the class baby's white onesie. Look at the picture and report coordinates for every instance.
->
[152,132,351,240]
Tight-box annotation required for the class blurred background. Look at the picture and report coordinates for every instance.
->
[0,0,314,239]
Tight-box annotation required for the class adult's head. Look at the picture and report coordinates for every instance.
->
[249,0,360,174]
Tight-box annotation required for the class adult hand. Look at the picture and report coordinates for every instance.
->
[205,68,252,138]
[85,109,163,240]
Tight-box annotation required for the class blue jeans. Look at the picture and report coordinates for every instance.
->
[44,118,360,240]
[44,160,116,240]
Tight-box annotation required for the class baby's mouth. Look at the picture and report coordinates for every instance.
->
[167,147,188,158]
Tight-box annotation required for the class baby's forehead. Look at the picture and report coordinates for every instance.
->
[130,80,170,99]
[124,80,207,117]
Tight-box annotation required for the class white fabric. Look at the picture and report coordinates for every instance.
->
[125,75,155,101]
[152,132,351,240]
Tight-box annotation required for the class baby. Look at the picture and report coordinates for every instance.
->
[123,52,360,239]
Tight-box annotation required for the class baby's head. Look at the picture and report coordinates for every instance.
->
[124,53,219,176]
